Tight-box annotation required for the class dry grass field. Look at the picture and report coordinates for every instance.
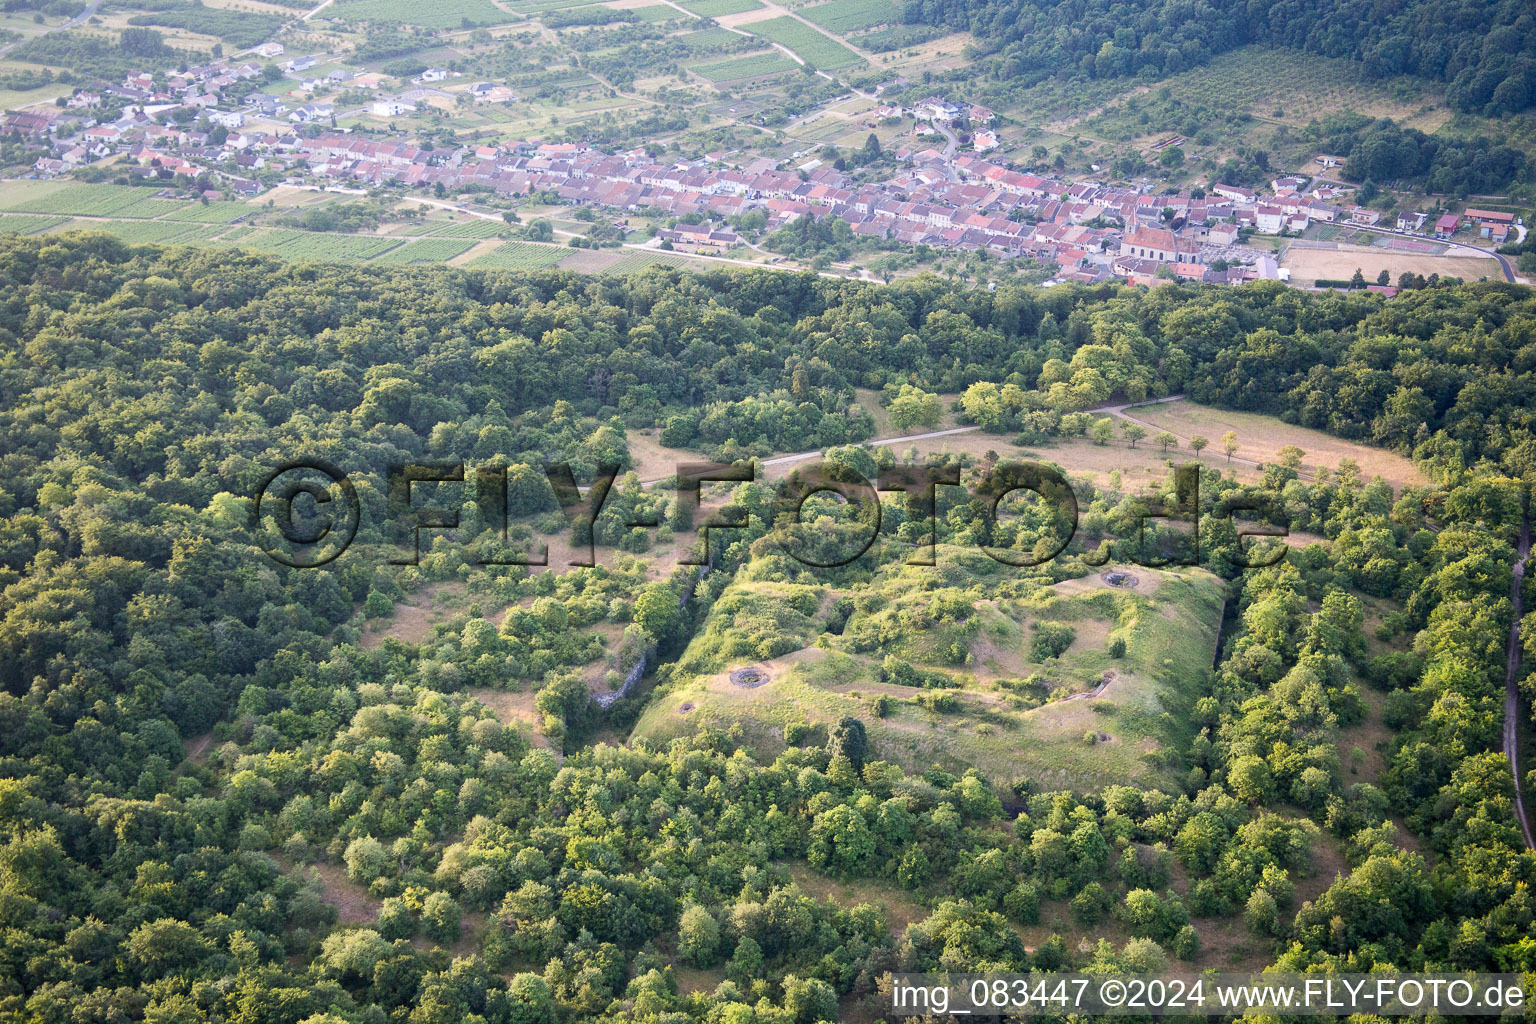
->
[1118,399,1425,489]
[1281,243,1502,286]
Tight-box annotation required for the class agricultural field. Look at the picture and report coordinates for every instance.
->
[467,240,570,269]
[1,183,183,218]
[692,50,799,82]
[0,214,67,235]
[163,202,256,223]
[1279,242,1504,289]
[741,15,864,68]
[674,26,748,52]
[798,0,901,34]
[635,557,1226,791]
[52,219,207,245]
[678,0,764,15]
[242,229,405,262]
[327,0,517,27]
[600,249,701,273]
[424,218,508,239]
[369,238,478,264]
[628,3,687,20]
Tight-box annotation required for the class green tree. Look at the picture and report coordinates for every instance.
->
[633,584,680,642]
[678,904,721,967]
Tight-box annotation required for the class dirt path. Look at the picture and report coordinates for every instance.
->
[1503,514,1534,849]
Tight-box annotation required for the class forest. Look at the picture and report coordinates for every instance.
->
[0,231,1535,1023]
[901,0,1536,116]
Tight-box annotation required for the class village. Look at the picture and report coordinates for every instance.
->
[1,48,1522,289]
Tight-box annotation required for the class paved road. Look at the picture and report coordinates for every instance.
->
[1504,514,1534,850]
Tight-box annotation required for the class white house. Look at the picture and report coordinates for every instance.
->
[208,110,245,128]
[253,42,284,58]
[370,99,415,117]
[419,68,448,83]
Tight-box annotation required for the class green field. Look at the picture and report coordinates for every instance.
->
[0,214,67,234]
[635,554,1226,791]
[600,250,700,273]
[329,0,516,27]
[799,0,901,34]
[467,240,569,269]
[674,26,747,52]
[678,0,764,15]
[370,238,477,264]
[692,50,799,81]
[631,3,687,20]
[2,183,186,218]
[425,218,507,238]
[242,229,405,262]
[742,16,864,69]
[53,219,210,244]
[163,202,255,224]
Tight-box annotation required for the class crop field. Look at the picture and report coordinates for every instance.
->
[742,16,864,69]
[629,3,687,19]
[674,26,746,52]
[678,0,764,15]
[163,202,254,223]
[58,219,205,244]
[0,214,67,234]
[425,219,507,238]
[1280,243,1503,289]
[1077,46,1449,148]
[501,0,607,12]
[329,0,516,27]
[799,0,901,34]
[692,50,798,81]
[467,241,569,269]
[600,250,700,273]
[242,230,405,262]
[370,238,477,264]
[556,248,625,272]
[4,184,183,218]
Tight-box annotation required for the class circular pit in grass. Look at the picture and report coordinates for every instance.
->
[1103,571,1139,588]
[729,666,771,688]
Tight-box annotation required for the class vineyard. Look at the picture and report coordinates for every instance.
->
[600,250,701,274]
[164,203,254,224]
[426,219,507,239]
[371,239,477,264]
[330,0,516,27]
[467,241,568,269]
[6,184,187,219]
[799,0,901,33]
[631,4,686,21]
[69,220,207,245]
[679,0,765,16]
[743,17,864,69]
[693,51,799,81]
[0,214,67,235]
[243,230,405,262]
